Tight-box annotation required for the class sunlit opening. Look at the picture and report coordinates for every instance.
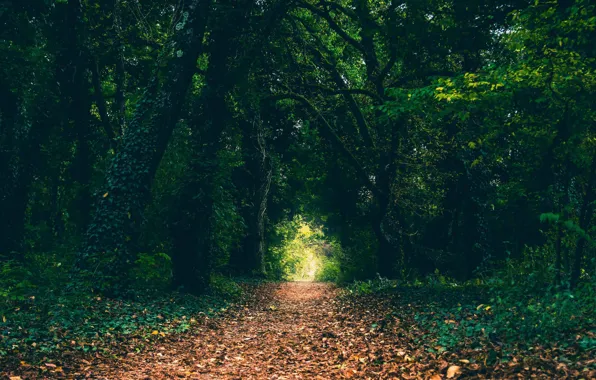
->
[268,215,341,282]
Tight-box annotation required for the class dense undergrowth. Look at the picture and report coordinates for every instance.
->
[0,252,245,359]
[3,241,594,365]
[346,270,596,358]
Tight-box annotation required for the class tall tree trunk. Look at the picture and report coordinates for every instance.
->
[0,75,58,259]
[571,154,596,288]
[0,86,25,258]
[373,144,395,277]
[171,77,229,295]
[81,0,211,289]
[53,0,94,234]
[373,117,403,278]
[170,3,237,292]
[0,103,55,259]
[113,0,126,135]
[372,204,395,278]
[233,117,272,275]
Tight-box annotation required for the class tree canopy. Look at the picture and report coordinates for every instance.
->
[2,0,595,289]
[1,0,596,375]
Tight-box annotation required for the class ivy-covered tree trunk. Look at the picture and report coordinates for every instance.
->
[250,128,273,276]
[81,0,211,289]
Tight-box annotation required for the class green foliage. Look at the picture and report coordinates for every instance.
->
[208,274,243,300]
[267,215,343,282]
[2,0,596,369]
[0,253,243,358]
[345,269,595,357]
[346,276,398,295]
[0,260,35,302]
[540,212,591,240]
[0,288,236,358]
[316,254,342,282]
[132,252,172,290]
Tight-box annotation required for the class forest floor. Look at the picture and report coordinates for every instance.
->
[2,282,595,379]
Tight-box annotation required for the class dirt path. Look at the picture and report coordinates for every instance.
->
[78,282,407,379]
[5,282,592,379]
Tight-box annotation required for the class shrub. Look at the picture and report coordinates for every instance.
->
[209,274,243,299]
[131,252,173,290]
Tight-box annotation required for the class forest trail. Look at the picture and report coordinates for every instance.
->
[85,282,394,379]
[63,282,424,379]
[5,282,591,379]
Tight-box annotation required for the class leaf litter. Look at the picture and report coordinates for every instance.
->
[1,282,595,379]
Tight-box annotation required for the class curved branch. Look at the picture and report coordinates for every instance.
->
[317,1,358,20]
[91,59,115,141]
[296,0,364,54]
[306,85,383,102]
[268,93,385,201]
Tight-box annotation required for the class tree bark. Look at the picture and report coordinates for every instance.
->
[170,0,290,293]
[171,70,229,295]
[233,117,272,276]
[81,0,211,289]
[0,86,24,258]
[91,59,115,141]
[571,154,596,287]
[113,0,126,135]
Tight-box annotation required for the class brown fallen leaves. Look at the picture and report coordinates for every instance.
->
[446,365,461,378]
[1,282,594,379]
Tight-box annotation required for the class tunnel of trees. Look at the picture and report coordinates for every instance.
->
[1,0,595,295]
[2,0,596,376]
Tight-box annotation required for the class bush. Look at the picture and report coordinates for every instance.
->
[346,275,398,295]
[131,252,172,290]
[0,260,35,302]
[209,274,243,299]
[316,256,341,282]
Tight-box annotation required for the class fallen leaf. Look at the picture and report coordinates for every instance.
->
[447,365,461,378]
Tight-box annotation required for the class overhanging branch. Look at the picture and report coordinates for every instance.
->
[268,93,385,201]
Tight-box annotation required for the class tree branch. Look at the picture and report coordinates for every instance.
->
[91,59,115,141]
[306,85,383,102]
[317,1,358,20]
[308,46,376,150]
[268,93,385,201]
[296,0,365,54]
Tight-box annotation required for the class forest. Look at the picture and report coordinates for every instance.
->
[1,0,595,378]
